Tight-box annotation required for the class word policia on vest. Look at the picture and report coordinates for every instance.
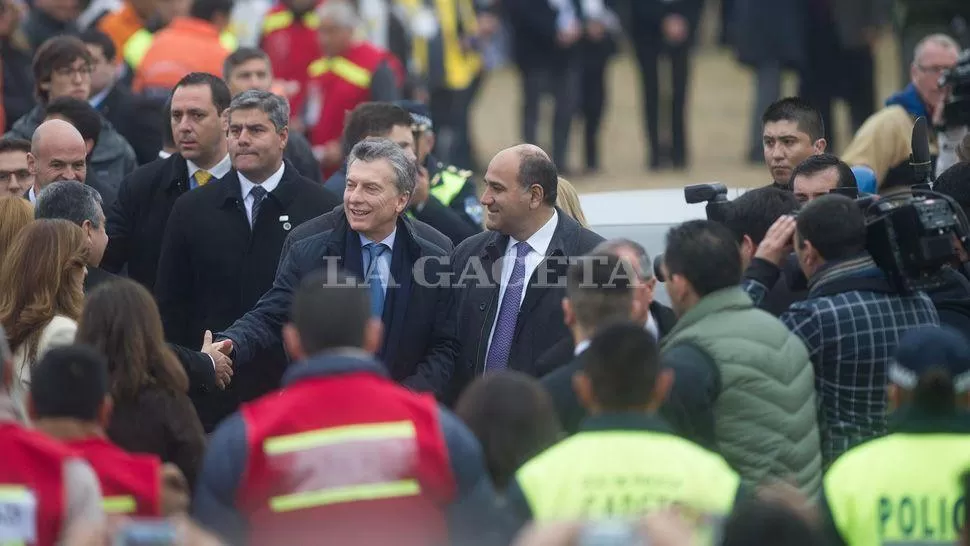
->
[877,494,966,543]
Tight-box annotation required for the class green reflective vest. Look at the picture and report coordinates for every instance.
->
[825,431,970,545]
[515,426,739,532]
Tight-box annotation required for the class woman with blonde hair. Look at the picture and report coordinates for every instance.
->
[0,195,33,257]
[0,219,86,387]
[556,177,590,228]
[77,279,206,487]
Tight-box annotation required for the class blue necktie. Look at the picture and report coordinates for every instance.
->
[250,185,267,227]
[365,243,388,318]
[485,241,531,371]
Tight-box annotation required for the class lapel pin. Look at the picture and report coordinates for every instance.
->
[279,215,291,231]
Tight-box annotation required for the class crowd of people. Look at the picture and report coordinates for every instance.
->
[2,0,970,544]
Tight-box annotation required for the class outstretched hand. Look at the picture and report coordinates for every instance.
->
[202,330,233,389]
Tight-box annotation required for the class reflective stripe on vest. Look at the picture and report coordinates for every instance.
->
[262,10,319,35]
[264,421,421,512]
[124,28,237,67]
[103,495,137,514]
[430,168,470,206]
[824,433,970,546]
[307,57,372,88]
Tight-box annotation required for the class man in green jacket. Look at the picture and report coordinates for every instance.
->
[659,220,822,499]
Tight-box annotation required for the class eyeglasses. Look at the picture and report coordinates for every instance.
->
[916,64,951,75]
[53,64,93,78]
[0,169,30,183]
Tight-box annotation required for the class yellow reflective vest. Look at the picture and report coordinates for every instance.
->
[396,0,481,90]
[123,27,238,68]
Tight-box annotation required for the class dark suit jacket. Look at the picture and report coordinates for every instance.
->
[283,132,322,184]
[448,209,604,403]
[102,154,219,291]
[504,0,578,69]
[83,265,118,293]
[217,208,458,397]
[540,302,677,434]
[99,84,163,166]
[413,195,478,247]
[155,162,339,430]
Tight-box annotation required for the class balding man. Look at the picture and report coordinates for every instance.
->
[26,119,88,204]
[449,145,603,401]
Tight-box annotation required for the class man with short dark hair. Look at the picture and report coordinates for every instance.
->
[659,219,822,497]
[0,138,34,196]
[195,269,498,545]
[222,47,321,183]
[5,36,137,187]
[760,97,827,189]
[451,144,604,400]
[791,153,858,204]
[35,181,113,292]
[29,345,189,517]
[506,323,740,527]
[748,195,940,464]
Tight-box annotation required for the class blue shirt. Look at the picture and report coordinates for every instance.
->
[359,229,396,294]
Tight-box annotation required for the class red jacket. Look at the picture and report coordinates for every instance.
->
[235,370,455,546]
[306,42,404,152]
[0,423,70,546]
[260,2,323,118]
[66,437,162,517]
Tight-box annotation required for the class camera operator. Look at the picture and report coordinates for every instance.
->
[842,34,960,192]
[923,161,970,338]
[935,49,970,177]
[749,195,939,466]
[791,154,858,204]
[719,186,803,316]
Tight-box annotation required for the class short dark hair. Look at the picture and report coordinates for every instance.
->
[934,162,970,218]
[517,150,558,206]
[566,253,635,330]
[721,498,821,546]
[191,0,233,22]
[0,138,31,156]
[796,194,866,261]
[223,47,270,80]
[290,269,371,355]
[79,28,116,63]
[762,97,825,142]
[33,36,94,104]
[342,102,412,157]
[664,220,742,297]
[35,181,104,228]
[30,344,108,421]
[722,186,800,245]
[173,72,232,114]
[583,323,661,411]
[43,97,103,150]
[790,153,857,190]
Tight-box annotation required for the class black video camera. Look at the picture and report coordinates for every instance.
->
[684,183,730,223]
[940,48,970,128]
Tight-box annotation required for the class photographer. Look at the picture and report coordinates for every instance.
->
[842,34,960,191]
[749,195,939,466]
[719,186,804,316]
[923,162,970,338]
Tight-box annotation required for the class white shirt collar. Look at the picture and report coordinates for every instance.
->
[645,310,659,340]
[574,339,591,356]
[507,209,558,256]
[27,186,36,204]
[186,154,232,180]
[158,150,172,159]
[238,162,285,199]
[88,85,112,109]
[359,228,397,250]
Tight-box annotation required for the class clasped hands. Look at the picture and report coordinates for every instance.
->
[201,330,235,389]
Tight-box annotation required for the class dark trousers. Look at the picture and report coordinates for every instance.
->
[520,58,580,171]
[579,40,613,170]
[430,73,483,171]
[632,36,691,168]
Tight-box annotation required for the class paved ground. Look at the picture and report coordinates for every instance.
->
[469,7,903,194]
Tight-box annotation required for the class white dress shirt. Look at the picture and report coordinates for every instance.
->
[186,154,232,181]
[645,311,660,340]
[574,339,591,356]
[238,163,284,225]
[27,186,36,204]
[486,210,560,353]
[359,229,397,297]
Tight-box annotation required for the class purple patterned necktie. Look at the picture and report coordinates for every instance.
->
[485,241,532,371]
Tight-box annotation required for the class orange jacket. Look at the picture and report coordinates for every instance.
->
[97,2,145,59]
[133,17,230,94]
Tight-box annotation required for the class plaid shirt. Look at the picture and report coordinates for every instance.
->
[743,255,939,465]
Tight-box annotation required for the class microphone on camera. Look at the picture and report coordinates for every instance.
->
[910,116,934,187]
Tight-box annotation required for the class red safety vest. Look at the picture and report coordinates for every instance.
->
[66,437,162,517]
[306,42,403,152]
[0,423,69,546]
[260,2,324,119]
[236,371,456,546]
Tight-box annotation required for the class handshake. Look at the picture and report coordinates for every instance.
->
[201,330,235,389]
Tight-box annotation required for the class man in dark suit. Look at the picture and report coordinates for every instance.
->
[449,144,603,402]
[156,90,339,431]
[540,239,677,433]
[102,72,233,291]
[215,138,458,397]
[222,47,323,183]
